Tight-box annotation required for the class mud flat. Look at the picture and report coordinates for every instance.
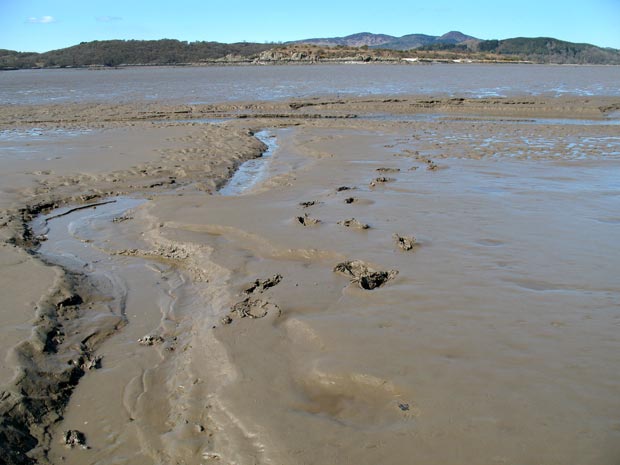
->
[1,96,619,464]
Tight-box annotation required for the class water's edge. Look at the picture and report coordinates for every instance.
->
[219,130,277,196]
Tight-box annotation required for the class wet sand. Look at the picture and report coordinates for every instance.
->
[1,97,619,464]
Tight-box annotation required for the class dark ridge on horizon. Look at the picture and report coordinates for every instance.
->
[1,32,619,69]
[288,30,480,50]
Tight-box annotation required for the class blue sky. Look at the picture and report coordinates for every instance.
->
[1,0,619,52]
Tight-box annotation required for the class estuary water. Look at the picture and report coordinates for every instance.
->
[2,63,620,105]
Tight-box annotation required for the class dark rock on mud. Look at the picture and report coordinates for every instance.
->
[112,215,133,223]
[333,259,398,290]
[370,176,396,187]
[84,354,103,370]
[63,429,88,449]
[336,186,353,192]
[244,274,283,294]
[376,167,401,173]
[69,353,103,371]
[138,334,164,346]
[358,271,398,290]
[220,315,234,325]
[296,213,320,226]
[299,201,319,208]
[334,261,371,278]
[344,197,357,204]
[56,294,83,309]
[394,234,417,251]
[45,327,65,351]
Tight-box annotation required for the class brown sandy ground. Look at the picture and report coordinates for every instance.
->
[0,95,619,464]
[0,120,265,464]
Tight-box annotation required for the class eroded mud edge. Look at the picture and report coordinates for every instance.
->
[0,125,269,464]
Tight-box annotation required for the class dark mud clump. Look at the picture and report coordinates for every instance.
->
[63,429,88,449]
[410,153,439,171]
[336,186,353,192]
[296,213,320,227]
[222,274,283,325]
[68,353,103,371]
[333,259,398,290]
[244,274,283,294]
[376,167,400,173]
[112,214,133,223]
[299,201,320,208]
[394,234,417,251]
[398,403,410,412]
[338,218,370,230]
[56,294,83,309]
[344,197,357,204]
[138,334,165,346]
[369,177,396,187]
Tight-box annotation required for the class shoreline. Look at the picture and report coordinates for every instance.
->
[0,59,540,71]
[1,96,619,463]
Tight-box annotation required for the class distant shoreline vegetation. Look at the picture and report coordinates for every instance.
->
[2,35,620,70]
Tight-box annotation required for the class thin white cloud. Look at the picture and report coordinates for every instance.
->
[27,16,56,24]
[96,16,123,22]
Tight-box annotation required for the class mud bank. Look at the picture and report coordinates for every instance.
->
[2,95,620,127]
[1,97,619,464]
[0,121,267,464]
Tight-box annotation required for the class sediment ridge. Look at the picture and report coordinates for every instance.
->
[2,96,619,127]
[0,120,267,464]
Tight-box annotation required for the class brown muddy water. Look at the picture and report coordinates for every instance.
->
[30,120,620,465]
[3,63,620,105]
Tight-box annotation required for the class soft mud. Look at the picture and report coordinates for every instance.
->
[1,97,619,465]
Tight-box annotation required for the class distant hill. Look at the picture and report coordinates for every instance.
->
[289,31,478,50]
[289,32,398,48]
[0,39,273,69]
[376,31,480,50]
[438,31,477,44]
[1,35,619,69]
[419,37,620,64]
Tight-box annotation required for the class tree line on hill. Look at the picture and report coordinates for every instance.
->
[0,40,273,69]
[1,37,619,70]
[419,37,620,65]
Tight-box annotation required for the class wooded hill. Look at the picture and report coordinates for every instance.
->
[0,40,273,69]
[1,36,619,69]
[419,37,620,65]
[290,31,479,50]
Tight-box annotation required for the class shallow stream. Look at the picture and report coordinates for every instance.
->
[219,130,277,195]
